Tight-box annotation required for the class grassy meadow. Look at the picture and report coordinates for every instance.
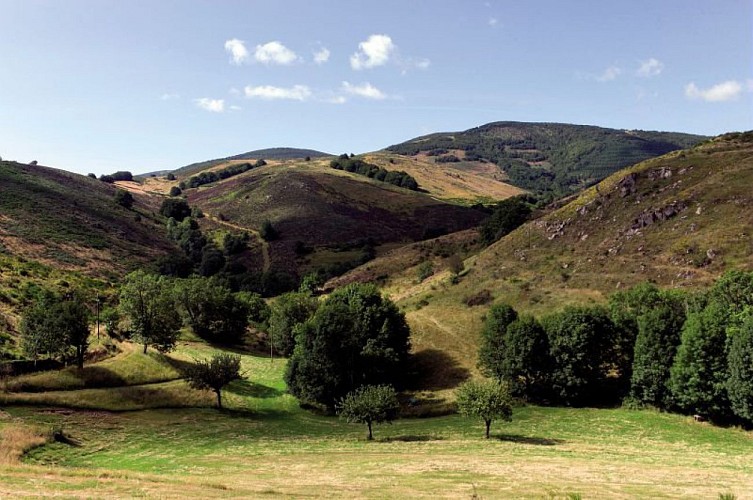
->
[1,341,752,498]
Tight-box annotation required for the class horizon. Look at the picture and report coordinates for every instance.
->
[2,0,751,175]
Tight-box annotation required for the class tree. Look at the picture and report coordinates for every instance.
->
[478,304,518,379]
[184,353,242,409]
[19,293,90,368]
[337,385,399,440]
[629,303,685,408]
[119,271,182,353]
[479,196,531,245]
[114,189,134,209]
[669,302,730,418]
[260,220,278,241]
[166,173,176,181]
[169,186,182,197]
[285,284,410,410]
[727,314,753,423]
[174,277,249,344]
[455,379,513,439]
[543,306,615,405]
[268,292,318,356]
[501,315,551,400]
[198,244,225,277]
[160,198,191,221]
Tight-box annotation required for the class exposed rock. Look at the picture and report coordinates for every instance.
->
[706,248,717,260]
[616,173,638,197]
[649,167,673,181]
[631,201,688,230]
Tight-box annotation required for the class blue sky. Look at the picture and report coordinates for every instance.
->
[1,0,751,175]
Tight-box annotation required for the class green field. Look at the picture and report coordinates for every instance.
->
[1,342,751,498]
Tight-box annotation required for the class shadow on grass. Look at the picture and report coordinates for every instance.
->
[495,433,564,446]
[161,355,195,374]
[379,434,445,443]
[409,349,470,391]
[225,379,283,399]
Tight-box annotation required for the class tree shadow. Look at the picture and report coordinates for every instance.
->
[495,434,564,446]
[408,349,470,390]
[161,354,195,374]
[379,435,445,443]
[225,379,283,399]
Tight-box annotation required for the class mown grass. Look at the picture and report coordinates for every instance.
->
[1,341,752,497]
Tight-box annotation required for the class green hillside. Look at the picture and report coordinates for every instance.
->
[336,132,753,382]
[0,161,177,351]
[387,121,707,196]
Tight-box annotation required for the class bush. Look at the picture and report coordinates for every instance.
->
[160,198,191,222]
[464,289,492,307]
[114,189,134,209]
[169,186,182,197]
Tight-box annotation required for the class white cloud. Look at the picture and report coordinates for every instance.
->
[415,58,431,70]
[488,17,498,26]
[637,58,664,77]
[685,80,743,102]
[244,84,311,101]
[160,93,180,100]
[341,81,387,100]
[224,38,250,65]
[229,105,242,111]
[596,65,622,82]
[350,34,395,70]
[327,96,347,104]
[194,98,225,112]
[314,47,330,64]
[254,41,299,65]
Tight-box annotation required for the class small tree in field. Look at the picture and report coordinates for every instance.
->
[184,353,243,409]
[337,385,400,440]
[455,379,513,439]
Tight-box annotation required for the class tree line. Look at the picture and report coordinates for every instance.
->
[478,271,753,425]
[178,159,267,190]
[330,155,419,191]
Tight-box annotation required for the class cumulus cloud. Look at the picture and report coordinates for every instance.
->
[596,65,622,82]
[341,81,387,100]
[244,84,311,101]
[194,98,225,112]
[685,80,743,102]
[350,34,395,70]
[326,95,347,104]
[224,38,250,65]
[254,41,299,65]
[637,58,664,77]
[314,47,330,64]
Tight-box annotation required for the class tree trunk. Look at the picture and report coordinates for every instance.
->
[216,389,223,409]
[77,346,84,369]
[143,343,148,354]
[367,421,373,441]
[485,419,491,439]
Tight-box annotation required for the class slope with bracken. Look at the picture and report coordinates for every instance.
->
[335,132,753,392]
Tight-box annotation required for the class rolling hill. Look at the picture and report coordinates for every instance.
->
[0,161,177,351]
[387,121,707,196]
[184,158,489,276]
[166,147,332,178]
[335,132,753,386]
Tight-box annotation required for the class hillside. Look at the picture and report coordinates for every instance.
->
[0,161,176,346]
[336,132,753,385]
[185,158,488,275]
[168,147,332,178]
[387,121,707,196]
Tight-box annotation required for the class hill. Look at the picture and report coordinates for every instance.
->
[167,147,332,178]
[185,158,488,276]
[387,121,707,196]
[0,161,176,350]
[336,132,753,385]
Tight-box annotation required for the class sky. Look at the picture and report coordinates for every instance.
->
[1,0,751,175]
